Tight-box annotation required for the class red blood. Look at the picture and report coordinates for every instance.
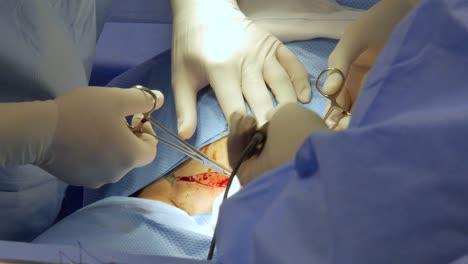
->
[177,172,229,188]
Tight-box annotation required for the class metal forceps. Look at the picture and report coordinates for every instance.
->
[315,68,351,130]
[128,86,232,177]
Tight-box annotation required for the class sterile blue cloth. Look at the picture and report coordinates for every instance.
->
[0,0,112,241]
[89,0,173,86]
[83,40,336,205]
[37,38,328,260]
[83,0,380,204]
[0,0,376,242]
[41,37,335,258]
[83,51,230,205]
[34,197,214,259]
[30,0,379,259]
[215,0,468,263]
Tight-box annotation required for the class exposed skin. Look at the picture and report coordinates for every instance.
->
[138,137,231,215]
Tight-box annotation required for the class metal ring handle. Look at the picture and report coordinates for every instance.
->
[315,68,345,98]
[133,85,159,115]
[127,85,160,133]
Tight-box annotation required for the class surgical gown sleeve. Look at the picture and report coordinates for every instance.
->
[215,0,468,263]
[0,0,111,241]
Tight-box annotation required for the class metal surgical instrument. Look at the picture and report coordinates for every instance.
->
[127,86,232,177]
[315,68,351,129]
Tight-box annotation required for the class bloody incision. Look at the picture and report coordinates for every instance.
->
[177,172,229,188]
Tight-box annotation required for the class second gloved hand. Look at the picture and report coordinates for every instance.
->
[322,0,416,130]
[227,103,328,186]
[40,87,164,188]
[170,0,311,139]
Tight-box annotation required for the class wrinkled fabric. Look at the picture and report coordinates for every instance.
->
[83,51,230,205]
[31,0,380,259]
[0,0,374,243]
[34,181,241,260]
[239,0,379,42]
[0,0,112,241]
[34,197,214,259]
[0,166,66,242]
[39,38,334,258]
[216,0,468,263]
[239,0,363,42]
[85,6,381,203]
[83,39,337,204]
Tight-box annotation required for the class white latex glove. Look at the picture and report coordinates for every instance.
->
[227,103,328,186]
[0,87,164,188]
[170,0,312,139]
[321,0,417,130]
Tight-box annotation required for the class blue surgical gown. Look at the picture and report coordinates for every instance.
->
[0,0,112,241]
[214,0,468,263]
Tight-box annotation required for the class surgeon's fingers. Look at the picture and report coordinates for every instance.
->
[208,69,246,128]
[121,114,158,167]
[173,76,199,140]
[336,115,351,131]
[227,112,258,169]
[327,61,369,124]
[119,88,164,116]
[242,65,274,126]
[109,88,162,166]
[131,114,156,135]
[263,56,297,105]
[322,40,367,95]
[349,65,372,104]
[324,87,352,127]
[131,113,158,145]
[119,115,158,168]
[276,44,312,103]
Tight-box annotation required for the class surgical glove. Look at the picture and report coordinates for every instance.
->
[227,103,328,186]
[44,87,165,188]
[170,0,311,139]
[0,87,164,188]
[322,0,416,129]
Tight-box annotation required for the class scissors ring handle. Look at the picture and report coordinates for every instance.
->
[133,85,159,116]
[315,68,345,98]
[127,85,160,133]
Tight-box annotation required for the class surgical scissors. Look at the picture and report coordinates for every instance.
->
[315,68,351,129]
[128,86,232,177]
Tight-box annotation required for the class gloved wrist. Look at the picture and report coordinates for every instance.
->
[34,100,59,167]
[0,100,58,167]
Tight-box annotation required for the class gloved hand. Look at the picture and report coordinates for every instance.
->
[45,87,165,188]
[227,103,328,186]
[322,0,416,130]
[170,0,311,139]
[0,87,164,188]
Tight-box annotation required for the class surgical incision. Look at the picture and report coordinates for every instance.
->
[137,136,231,215]
[175,142,229,188]
[177,172,229,188]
